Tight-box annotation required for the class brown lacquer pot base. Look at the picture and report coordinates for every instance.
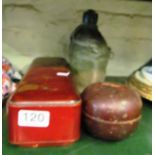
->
[83,112,141,140]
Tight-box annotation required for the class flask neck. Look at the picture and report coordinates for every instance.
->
[82,9,98,27]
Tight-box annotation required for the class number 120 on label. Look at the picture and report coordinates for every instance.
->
[18,110,50,127]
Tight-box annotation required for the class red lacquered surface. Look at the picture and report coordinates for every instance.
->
[7,57,81,147]
[8,104,81,147]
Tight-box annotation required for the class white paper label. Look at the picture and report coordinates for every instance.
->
[56,72,70,77]
[18,110,50,127]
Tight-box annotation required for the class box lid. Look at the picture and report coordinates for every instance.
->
[9,58,81,105]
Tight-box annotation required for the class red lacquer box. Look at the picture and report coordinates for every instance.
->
[7,57,81,147]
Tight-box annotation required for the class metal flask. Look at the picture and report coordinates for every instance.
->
[69,9,111,93]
